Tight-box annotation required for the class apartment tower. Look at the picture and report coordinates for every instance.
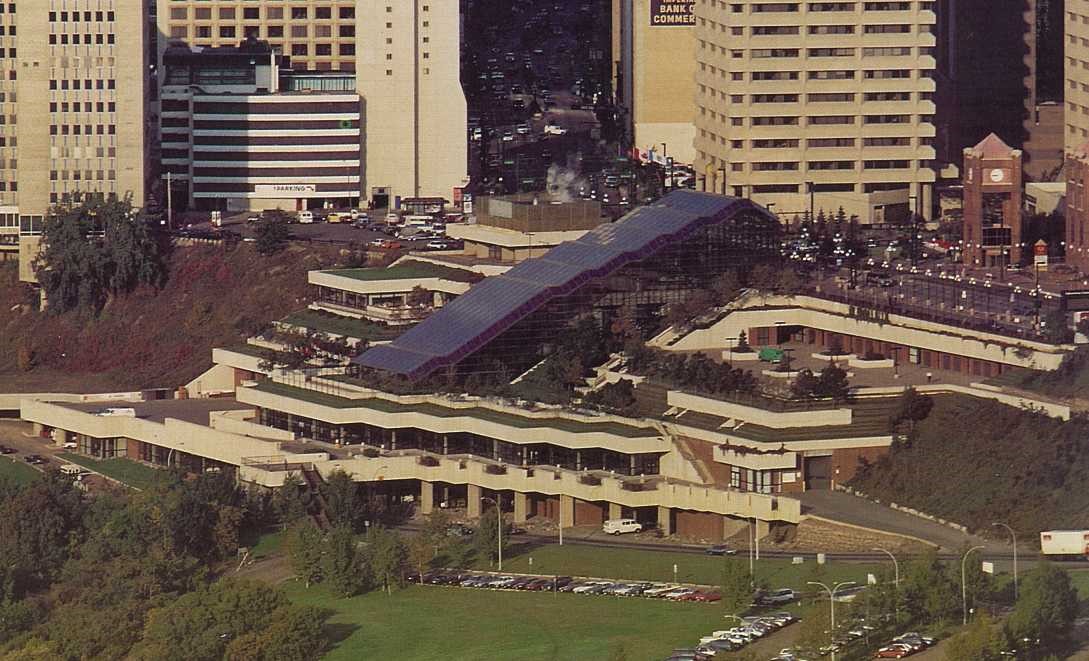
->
[693,1,937,223]
[155,0,467,206]
[15,1,149,282]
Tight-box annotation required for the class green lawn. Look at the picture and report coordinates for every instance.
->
[494,541,882,591]
[56,453,161,490]
[0,455,41,486]
[247,530,285,559]
[284,581,730,661]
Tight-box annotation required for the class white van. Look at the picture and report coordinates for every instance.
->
[298,210,314,224]
[602,518,643,535]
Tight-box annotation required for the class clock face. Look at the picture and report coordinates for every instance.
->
[988,168,1006,183]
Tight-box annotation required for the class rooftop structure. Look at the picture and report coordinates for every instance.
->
[357,191,780,380]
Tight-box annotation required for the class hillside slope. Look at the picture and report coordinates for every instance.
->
[850,395,1089,539]
[0,243,347,392]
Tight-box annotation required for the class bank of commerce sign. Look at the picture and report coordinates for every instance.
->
[650,0,695,26]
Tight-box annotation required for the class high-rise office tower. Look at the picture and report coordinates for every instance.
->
[692,1,937,223]
[13,1,149,281]
[611,0,697,166]
[155,0,467,206]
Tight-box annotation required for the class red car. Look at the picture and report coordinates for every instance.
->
[687,591,721,602]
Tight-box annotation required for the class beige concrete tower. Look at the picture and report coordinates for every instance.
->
[1067,0,1089,154]
[17,0,149,281]
[356,0,467,204]
[157,0,468,205]
[693,1,936,223]
[612,0,697,165]
[157,0,360,72]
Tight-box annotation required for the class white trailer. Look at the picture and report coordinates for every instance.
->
[1040,530,1089,559]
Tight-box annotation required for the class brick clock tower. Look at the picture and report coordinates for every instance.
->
[963,133,1023,267]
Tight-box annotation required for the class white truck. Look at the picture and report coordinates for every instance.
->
[1040,530,1089,559]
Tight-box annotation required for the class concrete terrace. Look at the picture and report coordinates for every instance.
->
[321,262,480,283]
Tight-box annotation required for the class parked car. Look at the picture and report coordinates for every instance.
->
[757,588,797,606]
[297,210,315,224]
[23,454,46,464]
[0,444,14,454]
[873,644,912,658]
[602,518,643,535]
[704,544,737,556]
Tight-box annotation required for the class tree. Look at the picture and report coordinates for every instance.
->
[710,270,742,305]
[944,612,1003,661]
[407,534,434,584]
[901,549,958,625]
[791,369,821,399]
[133,580,319,661]
[889,387,934,433]
[1006,562,1078,646]
[816,364,851,401]
[473,507,507,566]
[366,526,407,595]
[795,603,832,656]
[322,525,370,598]
[224,605,330,661]
[735,330,751,352]
[271,474,308,526]
[254,216,289,255]
[285,521,325,588]
[320,470,368,532]
[36,196,167,314]
[719,556,752,616]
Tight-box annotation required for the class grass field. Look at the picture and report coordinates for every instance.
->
[0,455,40,486]
[284,581,731,661]
[494,541,883,591]
[56,453,161,490]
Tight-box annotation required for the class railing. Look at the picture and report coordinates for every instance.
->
[240,455,315,472]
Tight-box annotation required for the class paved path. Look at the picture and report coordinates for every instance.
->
[794,490,1001,554]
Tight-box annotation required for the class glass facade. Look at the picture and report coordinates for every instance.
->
[257,408,662,476]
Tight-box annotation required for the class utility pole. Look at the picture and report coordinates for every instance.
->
[166,171,173,231]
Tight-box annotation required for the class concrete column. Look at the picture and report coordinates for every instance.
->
[608,502,622,520]
[492,439,500,461]
[442,434,449,455]
[513,492,528,523]
[32,422,43,436]
[419,480,434,515]
[467,484,482,517]
[755,519,770,540]
[657,506,672,536]
[559,494,575,527]
[55,429,69,447]
[575,450,582,471]
[390,429,397,451]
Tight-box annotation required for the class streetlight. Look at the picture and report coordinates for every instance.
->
[872,547,900,623]
[481,496,503,571]
[992,522,1018,600]
[961,545,985,625]
[717,167,726,196]
[808,580,857,661]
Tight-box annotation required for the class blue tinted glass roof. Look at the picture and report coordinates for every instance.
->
[355,191,768,378]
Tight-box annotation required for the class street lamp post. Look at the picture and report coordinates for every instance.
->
[872,547,900,622]
[481,496,503,571]
[717,167,726,196]
[808,580,857,661]
[961,545,985,625]
[992,522,1018,600]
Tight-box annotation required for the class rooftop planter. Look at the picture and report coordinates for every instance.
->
[578,473,602,486]
[417,455,440,467]
[360,447,381,458]
[484,463,507,475]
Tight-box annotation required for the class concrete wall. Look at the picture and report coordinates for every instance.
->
[667,390,852,428]
[672,294,1068,370]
